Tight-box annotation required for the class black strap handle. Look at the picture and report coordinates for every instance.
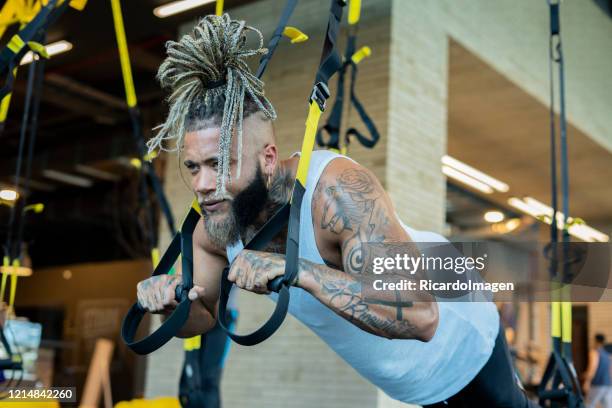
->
[121,209,199,355]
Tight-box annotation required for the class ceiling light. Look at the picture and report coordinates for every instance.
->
[443,165,493,194]
[442,155,509,192]
[508,197,609,242]
[0,189,18,201]
[504,218,521,232]
[20,40,73,65]
[508,197,540,218]
[484,210,504,223]
[153,0,215,18]
[42,170,93,187]
[568,224,610,243]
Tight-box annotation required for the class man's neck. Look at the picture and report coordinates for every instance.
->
[241,158,297,246]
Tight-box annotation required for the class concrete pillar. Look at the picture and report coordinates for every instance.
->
[385,0,448,235]
[378,1,449,407]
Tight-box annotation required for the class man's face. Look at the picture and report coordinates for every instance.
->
[182,124,270,248]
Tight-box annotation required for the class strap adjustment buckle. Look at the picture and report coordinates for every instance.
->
[310,82,330,111]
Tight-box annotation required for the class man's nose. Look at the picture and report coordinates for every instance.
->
[193,169,216,195]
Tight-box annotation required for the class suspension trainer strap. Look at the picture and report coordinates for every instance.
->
[2,55,38,308]
[0,67,17,136]
[0,0,80,100]
[7,43,47,318]
[110,0,177,247]
[316,0,378,154]
[216,0,344,346]
[538,2,583,407]
[122,204,200,355]
[255,0,299,79]
[345,40,379,149]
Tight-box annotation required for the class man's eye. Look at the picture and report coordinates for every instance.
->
[186,163,199,173]
[211,161,219,170]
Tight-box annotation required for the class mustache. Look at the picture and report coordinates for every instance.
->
[198,193,234,207]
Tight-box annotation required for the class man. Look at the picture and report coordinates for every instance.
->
[583,333,612,408]
[137,14,536,407]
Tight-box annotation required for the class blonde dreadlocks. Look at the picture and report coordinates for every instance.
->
[149,14,277,195]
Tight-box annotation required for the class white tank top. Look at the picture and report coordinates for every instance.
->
[227,150,499,405]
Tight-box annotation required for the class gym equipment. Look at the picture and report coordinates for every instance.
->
[0,0,86,395]
[110,0,177,269]
[178,311,236,408]
[0,0,85,135]
[0,0,85,101]
[316,0,379,155]
[537,2,585,407]
[122,0,315,354]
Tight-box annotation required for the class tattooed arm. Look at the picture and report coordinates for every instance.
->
[299,158,439,341]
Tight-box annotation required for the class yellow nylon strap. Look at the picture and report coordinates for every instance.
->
[295,101,323,188]
[0,0,18,39]
[215,0,223,16]
[351,46,371,65]
[151,247,160,268]
[27,41,49,58]
[551,301,561,338]
[191,198,202,216]
[9,258,19,312]
[110,0,137,108]
[143,150,158,162]
[0,256,9,303]
[561,301,572,343]
[282,26,308,44]
[130,158,142,169]
[348,0,361,25]
[0,91,14,122]
[7,34,25,53]
[183,335,201,351]
[68,0,87,11]
[176,199,202,234]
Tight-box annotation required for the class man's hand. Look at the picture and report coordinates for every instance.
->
[136,275,181,313]
[582,381,590,396]
[227,250,287,294]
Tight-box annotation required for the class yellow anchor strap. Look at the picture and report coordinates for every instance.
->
[110,0,137,108]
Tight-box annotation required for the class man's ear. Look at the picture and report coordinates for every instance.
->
[261,143,278,177]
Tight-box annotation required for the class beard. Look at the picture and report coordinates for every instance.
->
[203,165,269,249]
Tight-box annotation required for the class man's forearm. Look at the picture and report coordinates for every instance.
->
[297,258,438,341]
[162,299,216,338]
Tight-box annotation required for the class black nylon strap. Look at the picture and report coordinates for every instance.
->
[128,107,177,241]
[0,0,69,100]
[216,1,344,346]
[216,204,290,344]
[121,209,199,355]
[537,3,583,407]
[255,0,299,79]
[317,30,380,152]
[315,0,344,86]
